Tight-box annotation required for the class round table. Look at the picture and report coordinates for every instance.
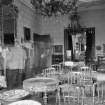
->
[0,89,30,105]
[23,77,59,105]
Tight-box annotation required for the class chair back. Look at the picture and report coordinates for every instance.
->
[79,66,93,85]
[51,64,62,73]
[42,67,56,77]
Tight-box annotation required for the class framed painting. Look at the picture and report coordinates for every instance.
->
[53,45,63,54]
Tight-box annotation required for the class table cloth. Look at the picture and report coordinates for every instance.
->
[23,77,59,105]
[23,77,59,92]
[0,89,30,102]
[8,100,41,105]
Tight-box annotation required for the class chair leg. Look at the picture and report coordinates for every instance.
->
[97,87,100,103]
[56,89,61,105]
[43,92,48,105]
[62,93,66,104]
[77,89,80,104]
[92,84,95,105]
[81,87,85,105]
[101,84,104,101]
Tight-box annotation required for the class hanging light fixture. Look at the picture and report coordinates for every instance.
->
[68,7,82,34]
[31,0,78,17]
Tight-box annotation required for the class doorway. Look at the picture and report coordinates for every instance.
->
[64,28,73,61]
[33,33,52,74]
[85,27,95,64]
[64,27,95,63]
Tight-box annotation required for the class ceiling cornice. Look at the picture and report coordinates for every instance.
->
[78,0,105,12]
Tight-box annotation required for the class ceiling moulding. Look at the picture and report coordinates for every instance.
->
[78,0,105,11]
[79,0,99,2]
[79,0,104,7]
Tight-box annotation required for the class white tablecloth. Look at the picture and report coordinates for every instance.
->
[8,100,41,105]
[23,77,59,93]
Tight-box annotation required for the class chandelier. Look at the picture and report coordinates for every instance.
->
[31,0,78,17]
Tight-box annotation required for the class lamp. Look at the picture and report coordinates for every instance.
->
[31,0,78,17]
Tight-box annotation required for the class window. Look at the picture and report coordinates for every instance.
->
[24,27,31,41]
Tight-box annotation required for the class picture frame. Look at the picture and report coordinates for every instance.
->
[53,45,63,53]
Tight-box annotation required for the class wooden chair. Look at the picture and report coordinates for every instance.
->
[42,67,56,77]
[51,63,62,74]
